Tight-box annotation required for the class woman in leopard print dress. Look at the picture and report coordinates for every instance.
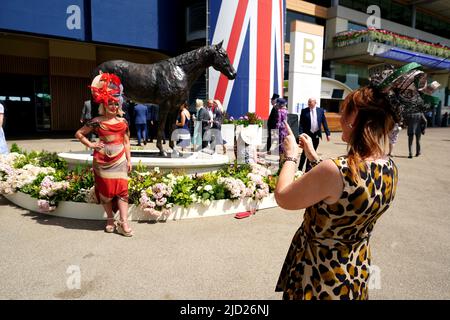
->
[274,87,399,300]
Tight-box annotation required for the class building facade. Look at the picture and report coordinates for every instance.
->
[0,0,184,136]
[1,0,449,136]
[285,0,450,128]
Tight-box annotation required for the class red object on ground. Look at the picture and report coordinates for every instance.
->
[234,211,252,219]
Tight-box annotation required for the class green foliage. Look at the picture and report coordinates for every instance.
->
[213,183,226,200]
[218,163,251,183]
[64,165,95,202]
[13,151,39,169]
[199,173,222,201]
[169,175,195,207]
[19,173,48,198]
[12,156,30,169]
[134,161,149,173]
[10,143,23,154]
[128,167,165,205]
[37,152,68,171]
[195,172,218,185]
[10,146,68,172]
[265,175,278,193]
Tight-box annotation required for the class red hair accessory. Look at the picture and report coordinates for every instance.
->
[89,73,122,107]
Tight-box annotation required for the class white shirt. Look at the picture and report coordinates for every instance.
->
[208,108,214,128]
[310,106,319,133]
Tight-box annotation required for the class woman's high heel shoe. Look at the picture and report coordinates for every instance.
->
[116,220,133,237]
[105,218,115,233]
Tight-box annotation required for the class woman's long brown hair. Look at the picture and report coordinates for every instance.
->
[341,86,396,183]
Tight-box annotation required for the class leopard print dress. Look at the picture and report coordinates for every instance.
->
[275,156,398,300]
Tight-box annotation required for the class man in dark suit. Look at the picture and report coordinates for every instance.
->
[298,98,330,172]
[146,104,162,143]
[266,93,280,154]
[134,103,148,146]
[196,99,212,151]
[121,100,131,123]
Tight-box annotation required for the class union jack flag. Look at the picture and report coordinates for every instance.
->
[208,0,285,119]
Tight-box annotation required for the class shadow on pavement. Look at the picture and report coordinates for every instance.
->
[23,212,105,231]
[1,196,104,232]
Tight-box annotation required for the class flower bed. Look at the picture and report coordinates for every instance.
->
[333,28,450,59]
[4,191,278,221]
[223,112,264,127]
[0,145,291,221]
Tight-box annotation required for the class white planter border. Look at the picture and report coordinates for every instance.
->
[58,150,230,174]
[4,192,277,221]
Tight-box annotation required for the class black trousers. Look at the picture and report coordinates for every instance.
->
[202,128,210,149]
[146,120,159,142]
[298,132,320,172]
[266,127,275,152]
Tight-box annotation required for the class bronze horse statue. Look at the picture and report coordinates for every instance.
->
[94,42,236,156]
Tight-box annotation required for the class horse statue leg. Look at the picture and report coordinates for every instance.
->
[166,103,183,158]
[156,107,170,157]
[167,111,178,155]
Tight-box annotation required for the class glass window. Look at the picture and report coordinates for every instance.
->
[187,3,205,33]
[415,12,424,30]
[331,62,369,89]
[445,23,450,38]
[402,8,412,27]
[389,2,412,26]
[35,77,51,131]
[437,21,446,36]
[422,13,434,33]
[391,2,403,25]
[340,0,415,28]
[352,0,367,13]
[340,0,352,8]
[380,0,390,17]
[338,0,446,37]
[432,17,440,32]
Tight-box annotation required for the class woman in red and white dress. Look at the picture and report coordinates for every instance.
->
[75,73,133,237]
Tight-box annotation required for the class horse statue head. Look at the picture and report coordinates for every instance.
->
[210,41,236,80]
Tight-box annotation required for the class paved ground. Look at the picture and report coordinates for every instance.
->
[1,128,450,299]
